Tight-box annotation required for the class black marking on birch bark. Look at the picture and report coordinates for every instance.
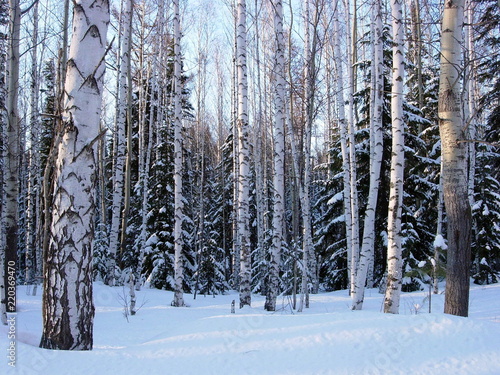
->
[72,2,90,27]
[90,0,110,10]
[80,75,100,94]
[439,88,459,113]
[81,25,103,46]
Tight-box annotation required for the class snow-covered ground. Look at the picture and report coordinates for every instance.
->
[2,282,500,375]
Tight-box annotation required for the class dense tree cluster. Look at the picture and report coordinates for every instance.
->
[0,0,498,347]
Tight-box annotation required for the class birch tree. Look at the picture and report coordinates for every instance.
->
[384,0,405,314]
[2,0,21,322]
[265,0,286,312]
[236,0,252,308]
[351,0,384,310]
[40,0,109,350]
[25,0,40,289]
[438,0,472,317]
[172,0,185,307]
[331,0,360,296]
[106,0,133,286]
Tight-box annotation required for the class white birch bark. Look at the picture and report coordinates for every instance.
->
[352,0,384,310]
[464,1,476,217]
[26,0,40,288]
[297,0,319,311]
[2,0,21,324]
[172,0,185,307]
[231,2,241,288]
[342,0,360,294]
[40,0,109,350]
[384,0,405,314]
[106,0,133,286]
[438,0,472,317]
[265,0,286,312]
[333,1,360,296]
[237,0,252,308]
[250,0,265,293]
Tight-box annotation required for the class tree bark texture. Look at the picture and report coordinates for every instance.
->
[438,0,471,318]
[173,0,185,308]
[2,0,21,321]
[384,0,405,314]
[236,0,252,309]
[265,0,286,312]
[40,0,109,350]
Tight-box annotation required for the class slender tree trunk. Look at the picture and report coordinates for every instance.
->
[172,0,185,307]
[265,0,286,312]
[343,0,360,294]
[351,0,384,310]
[106,0,133,286]
[384,0,405,314]
[40,0,109,350]
[26,0,40,288]
[333,1,359,296]
[236,0,252,309]
[231,2,241,289]
[2,0,21,323]
[438,0,471,318]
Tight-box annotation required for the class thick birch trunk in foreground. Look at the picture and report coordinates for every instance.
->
[236,0,252,308]
[40,0,109,350]
[106,0,133,286]
[352,0,384,310]
[384,0,405,314]
[2,0,21,323]
[438,0,472,318]
[172,0,185,307]
[265,0,286,312]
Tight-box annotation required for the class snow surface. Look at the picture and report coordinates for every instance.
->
[2,282,500,375]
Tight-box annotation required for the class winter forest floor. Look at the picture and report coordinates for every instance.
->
[2,282,500,375]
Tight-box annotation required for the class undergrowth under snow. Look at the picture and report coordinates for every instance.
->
[2,282,500,375]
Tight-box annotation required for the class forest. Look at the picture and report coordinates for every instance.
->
[0,0,499,351]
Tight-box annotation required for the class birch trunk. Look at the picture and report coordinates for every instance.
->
[334,1,359,296]
[231,3,240,288]
[352,0,384,310]
[2,0,21,322]
[438,0,472,318]
[236,0,252,308]
[172,0,185,307]
[343,0,360,294]
[26,0,40,288]
[297,0,318,312]
[106,0,133,286]
[384,0,405,314]
[265,0,286,312]
[40,0,109,350]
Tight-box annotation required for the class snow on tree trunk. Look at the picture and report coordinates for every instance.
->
[352,0,384,310]
[265,0,286,312]
[106,0,133,287]
[172,0,185,308]
[384,0,405,314]
[236,0,252,309]
[40,0,109,350]
[438,0,472,318]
